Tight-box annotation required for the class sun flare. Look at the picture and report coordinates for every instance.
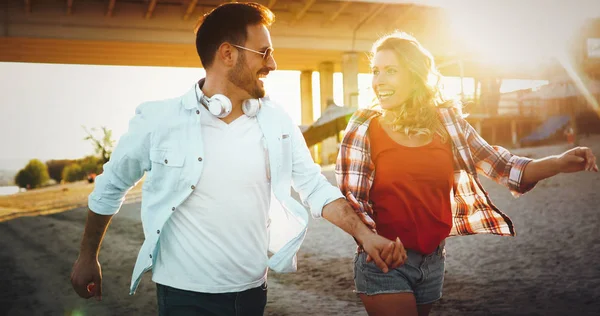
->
[446,1,600,66]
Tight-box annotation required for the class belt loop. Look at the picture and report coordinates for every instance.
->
[438,239,446,256]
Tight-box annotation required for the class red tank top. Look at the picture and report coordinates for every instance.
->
[369,117,454,255]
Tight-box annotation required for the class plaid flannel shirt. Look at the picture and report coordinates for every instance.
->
[335,107,537,238]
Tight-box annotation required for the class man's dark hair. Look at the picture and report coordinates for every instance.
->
[195,2,274,69]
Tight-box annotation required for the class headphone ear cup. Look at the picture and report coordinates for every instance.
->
[242,99,261,117]
[208,94,232,118]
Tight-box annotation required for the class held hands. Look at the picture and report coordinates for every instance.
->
[70,256,103,301]
[361,234,407,273]
[557,146,598,173]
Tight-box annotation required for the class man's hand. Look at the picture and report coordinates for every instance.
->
[71,209,113,301]
[71,256,103,301]
[321,199,407,272]
[361,234,406,273]
[557,146,598,173]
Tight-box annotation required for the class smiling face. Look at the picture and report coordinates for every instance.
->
[226,24,277,99]
[371,49,415,110]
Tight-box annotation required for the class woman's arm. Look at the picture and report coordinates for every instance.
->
[458,115,536,195]
[521,146,598,186]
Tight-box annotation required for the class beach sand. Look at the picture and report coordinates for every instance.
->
[1,136,599,316]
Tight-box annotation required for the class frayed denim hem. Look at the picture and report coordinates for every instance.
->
[355,289,414,296]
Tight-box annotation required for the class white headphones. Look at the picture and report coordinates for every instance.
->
[196,79,261,118]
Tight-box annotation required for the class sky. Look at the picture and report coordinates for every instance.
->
[0,61,552,171]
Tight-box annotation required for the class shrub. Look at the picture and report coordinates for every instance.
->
[79,155,103,175]
[46,159,74,183]
[14,159,50,189]
[14,169,33,189]
[62,163,86,183]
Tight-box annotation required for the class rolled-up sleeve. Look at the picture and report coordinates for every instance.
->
[289,125,343,219]
[461,117,536,197]
[88,104,152,215]
[507,154,536,195]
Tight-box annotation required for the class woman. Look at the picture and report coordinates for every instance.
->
[335,31,598,316]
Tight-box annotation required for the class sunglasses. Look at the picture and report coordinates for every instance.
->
[231,44,274,63]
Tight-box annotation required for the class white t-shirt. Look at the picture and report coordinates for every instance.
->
[152,106,271,293]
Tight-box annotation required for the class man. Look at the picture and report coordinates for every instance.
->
[70,3,406,315]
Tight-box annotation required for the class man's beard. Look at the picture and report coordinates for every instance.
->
[226,53,265,99]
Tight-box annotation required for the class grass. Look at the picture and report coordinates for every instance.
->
[0,180,143,222]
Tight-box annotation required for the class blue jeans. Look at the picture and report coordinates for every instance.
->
[156,283,268,316]
[354,243,446,305]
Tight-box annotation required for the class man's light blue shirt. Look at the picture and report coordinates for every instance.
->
[88,83,343,295]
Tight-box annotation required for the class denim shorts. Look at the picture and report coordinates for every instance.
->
[354,243,446,305]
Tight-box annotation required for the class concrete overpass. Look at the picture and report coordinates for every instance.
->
[1,0,572,112]
[0,0,462,73]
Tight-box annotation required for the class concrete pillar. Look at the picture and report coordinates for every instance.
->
[319,61,334,111]
[300,70,318,162]
[318,61,336,165]
[458,59,465,100]
[342,52,359,108]
[474,78,480,105]
[300,70,314,126]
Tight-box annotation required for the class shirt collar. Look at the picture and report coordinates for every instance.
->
[182,79,205,110]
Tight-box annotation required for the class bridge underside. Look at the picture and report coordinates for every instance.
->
[0,0,577,79]
[0,36,559,80]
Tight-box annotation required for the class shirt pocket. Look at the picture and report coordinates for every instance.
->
[148,148,186,191]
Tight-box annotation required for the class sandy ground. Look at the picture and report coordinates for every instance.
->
[1,136,599,316]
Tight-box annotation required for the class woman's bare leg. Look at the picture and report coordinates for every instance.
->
[359,293,418,316]
[417,304,432,316]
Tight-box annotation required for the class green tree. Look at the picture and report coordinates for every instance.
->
[14,159,50,189]
[83,126,115,164]
[14,169,33,189]
[62,163,86,183]
[79,155,102,175]
[46,159,74,183]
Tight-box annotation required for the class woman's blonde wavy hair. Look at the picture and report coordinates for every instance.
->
[371,31,461,142]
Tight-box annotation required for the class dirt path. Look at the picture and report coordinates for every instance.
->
[1,137,599,315]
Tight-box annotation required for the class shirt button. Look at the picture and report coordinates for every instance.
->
[164,159,168,164]
[149,254,152,259]
[191,185,196,190]
[171,207,175,211]
[196,110,200,114]
[157,230,160,234]
[198,157,203,162]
